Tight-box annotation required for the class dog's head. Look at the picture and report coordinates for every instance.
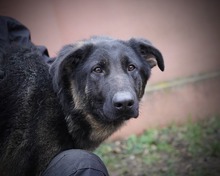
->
[50,36,164,125]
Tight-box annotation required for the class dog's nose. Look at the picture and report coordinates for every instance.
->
[113,92,135,111]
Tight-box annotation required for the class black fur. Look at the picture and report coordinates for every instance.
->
[0,36,164,176]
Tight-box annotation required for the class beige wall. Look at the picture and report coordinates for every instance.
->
[1,0,220,138]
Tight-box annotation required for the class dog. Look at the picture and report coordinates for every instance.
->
[0,36,164,175]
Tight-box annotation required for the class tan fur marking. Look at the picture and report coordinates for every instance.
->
[85,115,123,142]
[65,115,74,134]
[146,55,157,68]
[70,81,84,110]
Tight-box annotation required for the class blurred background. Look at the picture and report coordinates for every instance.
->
[0,0,220,139]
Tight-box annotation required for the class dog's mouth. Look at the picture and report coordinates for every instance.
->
[95,108,139,123]
[113,108,139,120]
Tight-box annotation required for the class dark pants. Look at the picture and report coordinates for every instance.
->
[0,16,109,176]
[42,150,109,176]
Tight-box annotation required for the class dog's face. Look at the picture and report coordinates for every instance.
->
[50,37,164,125]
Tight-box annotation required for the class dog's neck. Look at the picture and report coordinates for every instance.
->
[64,112,123,150]
[85,114,123,143]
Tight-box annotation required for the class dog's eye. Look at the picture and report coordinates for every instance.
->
[128,64,136,71]
[93,67,103,73]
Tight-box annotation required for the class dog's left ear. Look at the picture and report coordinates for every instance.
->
[129,38,165,71]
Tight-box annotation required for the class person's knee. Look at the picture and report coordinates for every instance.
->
[42,149,109,176]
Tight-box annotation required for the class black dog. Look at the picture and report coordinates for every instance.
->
[0,36,164,176]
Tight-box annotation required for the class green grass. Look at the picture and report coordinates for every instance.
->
[95,116,220,176]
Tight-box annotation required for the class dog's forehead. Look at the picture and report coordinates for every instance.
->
[91,39,136,60]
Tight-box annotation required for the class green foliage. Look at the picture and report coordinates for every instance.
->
[95,116,220,176]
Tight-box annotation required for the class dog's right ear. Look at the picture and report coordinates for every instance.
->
[50,43,93,104]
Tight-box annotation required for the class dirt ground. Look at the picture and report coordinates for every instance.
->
[96,116,220,176]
